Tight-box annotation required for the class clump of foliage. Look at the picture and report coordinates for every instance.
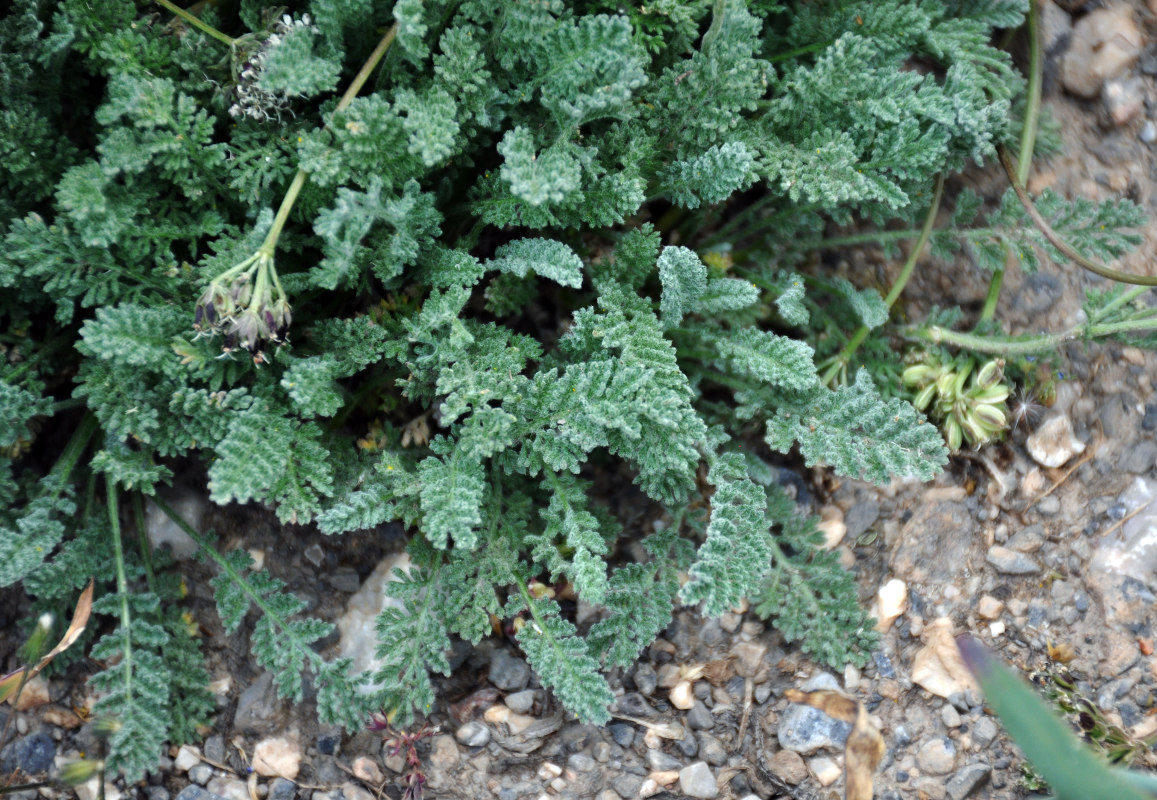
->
[1,0,1150,782]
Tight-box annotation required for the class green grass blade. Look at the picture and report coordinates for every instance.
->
[957,636,1153,800]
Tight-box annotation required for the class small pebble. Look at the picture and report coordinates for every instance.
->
[808,756,841,787]
[769,750,807,785]
[269,778,297,800]
[189,765,214,786]
[687,701,714,731]
[985,545,1041,575]
[941,704,962,728]
[489,650,531,691]
[252,737,302,780]
[946,763,992,800]
[455,721,490,748]
[608,723,634,748]
[917,737,956,775]
[977,595,1004,619]
[1142,120,1157,145]
[505,689,536,714]
[678,762,718,799]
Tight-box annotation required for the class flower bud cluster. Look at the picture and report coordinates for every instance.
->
[903,355,1010,450]
[194,251,291,354]
[228,14,317,121]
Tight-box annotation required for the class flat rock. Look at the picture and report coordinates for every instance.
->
[917,737,956,775]
[946,763,991,800]
[892,501,975,582]
[252,736,302,780]
[769,749,807,784]
[1026,414,1085,468]
[678,762,717,799]
[986,546,1041,575]
[1062,4,1143,99]
[778,672,852,754]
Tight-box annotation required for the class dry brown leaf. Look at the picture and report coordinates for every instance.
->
[784,688,884,800]
[701,658,734,685]
[1,579,94,704]
[911,617,979,698]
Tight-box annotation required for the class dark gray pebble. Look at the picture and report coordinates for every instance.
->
[1143,404,1157,431]
[698,733,727,766]
[647,749,682,771]
[269,778,297,800]
[946,763,991,800]
[189,764,214,786]
[146,786,170,800]
[632,663,658,696]
[488,649,531,691]
[687,701,714,731]
[611,774,644,799]
[845,500,880,540]
[608,722,634,748]
[874,652,897,678]
[315,732,340,756]
[675,730,698,758]
[6,732,55,775]
[614,692,654,717]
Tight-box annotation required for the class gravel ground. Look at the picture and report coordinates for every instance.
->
[5,2,1157,800]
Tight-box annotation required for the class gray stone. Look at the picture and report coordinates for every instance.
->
[613,692,654,717]
[326,567,361,593]
[189,765,214,786]
[1007,525,1045,553]
[844,500,880,540]
[611,774,643,799]
[946,763,991,800]
[607,722,634,748]
[568,753,596,772]
[678,762,718,799]
[697,734,727,766]
[6,732,54,775]
[687,700,714,731]
[647,749,682,771]
[203,735,226,764]
[1123,440,1157,474]
[234,672,278,733]
[505,689,536,714]
[778,672,852,754]
[917,737,956,775]
[632,663,658,696]
[175,787,212,800]
[1036,494,1061,516]
[488,649,531,691]
[304,543,325,567]
[675,729,698,758]
[1142,120,1157,145]
[315,732,340,756]
[145,787,170,800]
[455,720,490,748]
[269,778,297,800]
[972,716,998,749]
[986,546,1041,575]
[941,704,962,728]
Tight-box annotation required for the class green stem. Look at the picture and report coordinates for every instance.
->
[132,493,157,598]
[702,0,728,54]
[999,146,1157,286]
[907,314,1157,355]
[153,0,236,47]
[819,173,944,386]
[252,22,399,265]
[48,414,99,504]
[766,39,832,64]
[1087,286,1149,324]
[106,482,134,707]
[150,496,322,666]
[979,0,1043,323]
